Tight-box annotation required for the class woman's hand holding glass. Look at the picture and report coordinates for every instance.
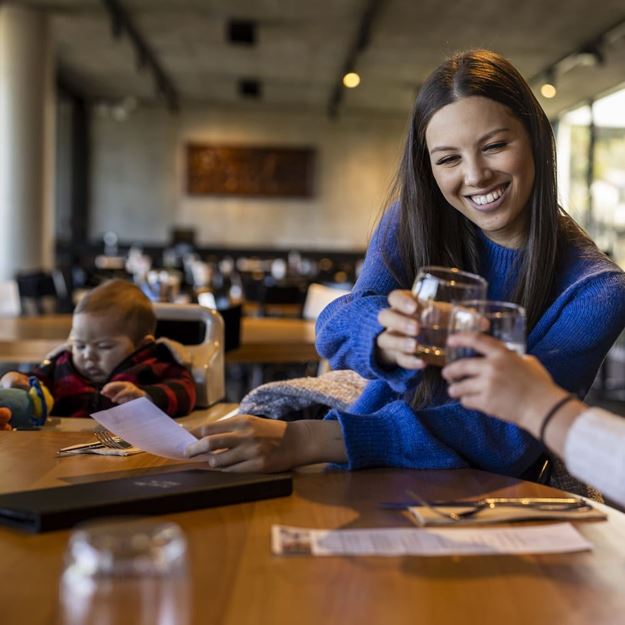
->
[376,266,488,369]
[442,332,567,437]
[376,289,426,370]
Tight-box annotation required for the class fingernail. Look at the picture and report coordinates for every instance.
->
[405,321,417,335]
[404,339,416,352]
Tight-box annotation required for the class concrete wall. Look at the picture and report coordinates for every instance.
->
[90,106,407,251]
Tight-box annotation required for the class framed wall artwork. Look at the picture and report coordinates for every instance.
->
[186,144,315,198]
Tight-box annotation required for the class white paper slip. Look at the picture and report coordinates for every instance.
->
[271,523,593,557]
[90,397,211,462]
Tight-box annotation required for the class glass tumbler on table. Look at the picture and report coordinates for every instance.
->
[446,300,527,362]
[411,266,488,366]
[59,518,190,625]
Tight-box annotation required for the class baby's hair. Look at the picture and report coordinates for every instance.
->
[74,279,156,344]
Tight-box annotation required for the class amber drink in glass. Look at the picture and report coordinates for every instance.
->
[411,266,488,366]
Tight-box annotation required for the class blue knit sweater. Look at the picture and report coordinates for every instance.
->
[316,208,625,474]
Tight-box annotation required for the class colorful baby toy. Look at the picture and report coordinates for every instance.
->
[0,377,54,429]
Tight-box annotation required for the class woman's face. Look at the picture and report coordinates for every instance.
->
[425,96,535,248]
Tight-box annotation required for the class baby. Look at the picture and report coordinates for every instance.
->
[0,279,196,419]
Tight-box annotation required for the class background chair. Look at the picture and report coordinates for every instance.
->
[302,282,350,321]
[15,271,58,316]
[302,283,351,375]
[258,281,307,317]
[196,293,242,352]
[0,280,21,316]
[153,303,225,408]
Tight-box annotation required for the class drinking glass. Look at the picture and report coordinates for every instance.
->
[446,300,527,362]
[59,518,190,625]
[411,266,488,366]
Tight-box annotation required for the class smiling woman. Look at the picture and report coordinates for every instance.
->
[310,49,625,479]
[310,50,625,477]
[425,96,535,248]
[186,50,625,486]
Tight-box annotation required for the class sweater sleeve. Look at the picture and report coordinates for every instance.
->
[30,357,59,393]
[139,363,197,418]
[527,270,625,397]
[325,380,541,472]
[315,205,420,392]
[565,408,625,506]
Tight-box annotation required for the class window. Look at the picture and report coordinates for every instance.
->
[557,88,625,267]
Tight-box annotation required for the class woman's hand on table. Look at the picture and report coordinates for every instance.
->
[185,415,347,472]
[376,289,425,370]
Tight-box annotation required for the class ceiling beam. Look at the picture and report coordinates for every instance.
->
[100,0,180,113]
[529,14,625,92]
[328,0,385,119]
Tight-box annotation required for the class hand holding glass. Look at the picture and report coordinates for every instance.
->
[411,267,487,366]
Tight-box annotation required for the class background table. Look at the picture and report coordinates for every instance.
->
[1,429,625,625]
[0,315,319,365]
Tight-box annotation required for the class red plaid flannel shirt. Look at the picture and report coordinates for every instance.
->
[31,342,197,419]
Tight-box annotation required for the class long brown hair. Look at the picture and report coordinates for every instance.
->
[382,49,591,407]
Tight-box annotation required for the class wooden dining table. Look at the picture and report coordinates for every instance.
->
[2,426,625,625]
[0,314,319,365]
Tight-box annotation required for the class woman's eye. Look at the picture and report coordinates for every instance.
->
[436,155,459,166]
[484,141,506,152]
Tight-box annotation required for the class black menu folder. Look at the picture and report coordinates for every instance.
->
[0,469,292,533]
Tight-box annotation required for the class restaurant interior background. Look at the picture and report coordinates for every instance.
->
[2,0,625,402]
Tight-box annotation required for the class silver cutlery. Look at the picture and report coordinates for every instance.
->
[93,430,133,449]
[380,490,593,521]
[57,432,134,455]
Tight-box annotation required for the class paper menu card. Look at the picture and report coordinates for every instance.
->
[90,397,211,462]
[271,523,593,557]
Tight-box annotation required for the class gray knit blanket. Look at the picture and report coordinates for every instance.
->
[239,369,367,420]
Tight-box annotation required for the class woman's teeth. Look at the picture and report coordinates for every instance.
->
[471,185,505,206]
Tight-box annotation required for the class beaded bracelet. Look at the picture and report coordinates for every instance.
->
[539,393,577,443]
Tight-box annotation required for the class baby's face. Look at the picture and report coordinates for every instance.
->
[70,313,138,383]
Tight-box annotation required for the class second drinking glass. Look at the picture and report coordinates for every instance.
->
[410,266,488,366]
[446,300,527,362]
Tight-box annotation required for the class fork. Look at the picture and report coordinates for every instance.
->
[94,430,133,449]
